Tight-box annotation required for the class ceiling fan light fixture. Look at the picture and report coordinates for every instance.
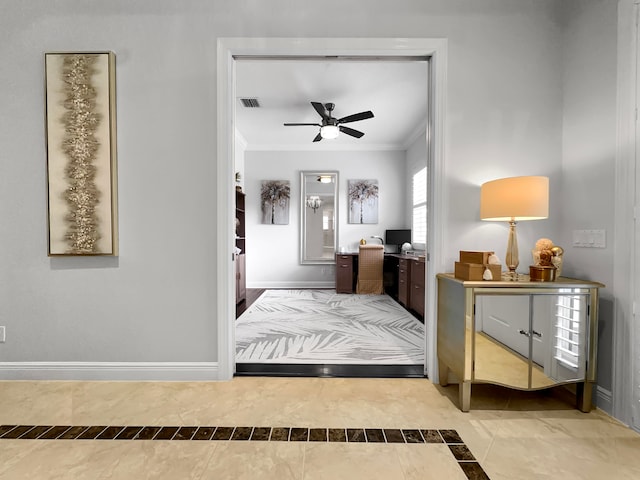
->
[320,125,339,139]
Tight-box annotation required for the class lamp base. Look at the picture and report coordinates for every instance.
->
[504,269,521,281]
[504,220,519,280]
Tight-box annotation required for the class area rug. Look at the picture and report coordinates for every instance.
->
[235,290,425,364]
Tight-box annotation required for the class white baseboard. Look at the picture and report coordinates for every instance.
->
[0,362,220,381]
[247,281,335,289]
[596,386,613,414]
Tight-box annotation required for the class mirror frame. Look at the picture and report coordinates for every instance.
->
[300,170,339,265]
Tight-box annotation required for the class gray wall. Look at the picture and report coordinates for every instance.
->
[244,150,406,287]
[0,0,622,412]
[558,0,618,397]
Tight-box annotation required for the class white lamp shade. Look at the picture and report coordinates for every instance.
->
[480,176,549,221]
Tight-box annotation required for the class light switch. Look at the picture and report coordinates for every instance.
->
[572,230,586,247]
[591,229,606,248]
[572,229,605,248]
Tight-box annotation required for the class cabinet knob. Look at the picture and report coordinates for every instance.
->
[532,330,542,338]
[518,329,531,337]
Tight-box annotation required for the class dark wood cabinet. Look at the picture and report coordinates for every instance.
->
[409,258,425,317]
[334,252,424,320]
[398,258,411,307]
[235,190,246,304]
[336,254,354,293]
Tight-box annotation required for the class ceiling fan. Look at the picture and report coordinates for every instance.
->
[284,102,374,142]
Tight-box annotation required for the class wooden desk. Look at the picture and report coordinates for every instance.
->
[335,252,425,319]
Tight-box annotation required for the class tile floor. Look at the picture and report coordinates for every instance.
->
[1,377,639,479]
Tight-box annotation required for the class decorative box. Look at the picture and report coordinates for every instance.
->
[454,262,502,281]
[459,250,494,265]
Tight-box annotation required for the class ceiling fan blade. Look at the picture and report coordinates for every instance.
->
[338,110,374,124]
[339,125,364,138]
[311,102,330,121]
[312,132,323,142]
[284,123,321,126]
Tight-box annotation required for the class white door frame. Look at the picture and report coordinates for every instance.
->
[613,0,639,431]
[216,38,448,381]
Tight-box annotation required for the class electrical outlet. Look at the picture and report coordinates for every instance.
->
[0,326,5,343]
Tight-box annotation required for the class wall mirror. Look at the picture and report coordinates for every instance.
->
[300,171,338,264]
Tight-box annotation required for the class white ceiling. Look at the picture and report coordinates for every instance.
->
[235,59,429,151]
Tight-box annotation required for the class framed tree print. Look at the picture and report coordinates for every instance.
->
[261,180,290,225]
[348,179,378,224]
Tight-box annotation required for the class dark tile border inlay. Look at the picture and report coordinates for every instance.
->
[231,427,253,441]
[0,424,489,479]
[289,427,308,442]
[270,427,289,441]
[40,426,73,440]
[328,428,346,442]
[212,427,234,441]
[250,427,271,441]
[193,427,216,441]
[135,426,161,440]
[309,428,327,442]
[365,428,385,443]
[78,426,107,440]
[154,426,179,440]
[175,427,198,441]
[97,426,125,440]
[60,426,90,440]
[115,426,143,440]
[383,429,404,443]
[346,428,366,442]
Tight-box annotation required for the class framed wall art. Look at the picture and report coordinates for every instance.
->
[348,179,379,224]
[45,51,118,256]
[260,180,290,225]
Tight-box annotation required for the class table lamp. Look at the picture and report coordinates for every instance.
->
[480,176,549,278]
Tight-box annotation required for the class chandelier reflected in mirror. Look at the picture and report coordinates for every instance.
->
[306,195,322,213]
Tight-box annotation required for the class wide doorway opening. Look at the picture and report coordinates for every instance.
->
[216,38,447,381]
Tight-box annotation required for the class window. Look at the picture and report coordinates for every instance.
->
[412,167,427,248]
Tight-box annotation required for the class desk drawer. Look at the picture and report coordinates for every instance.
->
[336,255,353,267]
[398,258,411,307]
[336,254,354,293]
[411,259,425,287]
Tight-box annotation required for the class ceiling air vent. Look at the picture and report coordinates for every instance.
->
[240,98,260,108]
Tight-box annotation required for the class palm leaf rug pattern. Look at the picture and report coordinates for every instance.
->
[235,290,425,364]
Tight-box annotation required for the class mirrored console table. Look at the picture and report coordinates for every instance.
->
[436,273,604,412]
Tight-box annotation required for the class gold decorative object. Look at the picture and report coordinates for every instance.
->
[531,238,564,280]
[45,52,118,256]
